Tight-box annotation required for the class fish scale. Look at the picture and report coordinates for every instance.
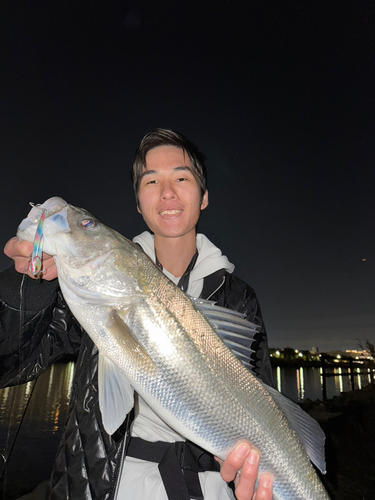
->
[17,197,331,500]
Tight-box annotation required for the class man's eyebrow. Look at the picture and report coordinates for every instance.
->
[173,166,194,174]
[139,169,157,180]
[139,166,193,180]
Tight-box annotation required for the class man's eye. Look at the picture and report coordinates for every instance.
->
[145,179,157,185]
[176,177,187,182]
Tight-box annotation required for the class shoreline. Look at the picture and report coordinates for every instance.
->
[300,385,375,499]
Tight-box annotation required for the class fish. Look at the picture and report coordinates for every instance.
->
[17,196,330,500]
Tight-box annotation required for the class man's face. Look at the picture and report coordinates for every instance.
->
[137,146,208,240]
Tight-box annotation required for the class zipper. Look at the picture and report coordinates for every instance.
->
[111,431,127,500]
[111,408,134,500]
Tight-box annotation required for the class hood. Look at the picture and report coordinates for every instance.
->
[132,231,234,297]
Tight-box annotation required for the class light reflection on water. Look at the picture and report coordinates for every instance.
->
[0,362,75,498]
[274,364,375,402]
[0,362,75,433]
[0,381,34,424]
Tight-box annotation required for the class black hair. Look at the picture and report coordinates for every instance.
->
[131,128,208,205]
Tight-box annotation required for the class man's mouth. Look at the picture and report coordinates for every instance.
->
[159,210,182,215]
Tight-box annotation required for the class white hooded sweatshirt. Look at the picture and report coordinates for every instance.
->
[133,231,234,297]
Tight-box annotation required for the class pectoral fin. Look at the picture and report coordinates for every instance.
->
[98,308,157,435]
[98,353,134,435]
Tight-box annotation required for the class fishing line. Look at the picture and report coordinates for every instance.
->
[0,274,38,492]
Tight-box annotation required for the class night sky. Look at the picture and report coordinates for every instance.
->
[1,1,374,352]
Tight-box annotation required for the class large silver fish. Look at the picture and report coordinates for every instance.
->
[17,197,330,500]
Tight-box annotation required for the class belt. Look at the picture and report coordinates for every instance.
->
[126,437,220,500]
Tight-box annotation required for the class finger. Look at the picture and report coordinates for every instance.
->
[4,238,57,280]
[233,448,260,500]
[4,237,33,259]
[42,263,58,280]
[40,253,57,277]
[253,474,273,500]
[220,442,251,482]
[12,257,33,276]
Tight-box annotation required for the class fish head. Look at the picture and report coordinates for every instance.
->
[17,196,135,283]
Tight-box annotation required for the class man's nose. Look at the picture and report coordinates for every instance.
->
[160,182,177,200]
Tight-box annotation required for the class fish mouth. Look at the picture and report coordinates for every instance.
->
[17,197,69,242]
[22,197,68,225]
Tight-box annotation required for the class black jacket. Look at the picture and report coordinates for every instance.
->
[0,265,274,499]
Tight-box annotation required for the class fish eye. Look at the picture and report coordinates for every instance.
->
[80,219,98,230]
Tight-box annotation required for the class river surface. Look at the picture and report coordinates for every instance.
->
[272,363,375,402]
[0,363,75,499]
[0,362,373,498]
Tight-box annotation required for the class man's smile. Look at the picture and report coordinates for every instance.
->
[159,209,183,216]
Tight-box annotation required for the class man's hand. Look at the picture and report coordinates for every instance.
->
[4,237,58,280]
[219,442,273,500]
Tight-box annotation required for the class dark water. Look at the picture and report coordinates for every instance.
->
[0,362,373,498]
[272,364,375,402]
[0,363,75,499]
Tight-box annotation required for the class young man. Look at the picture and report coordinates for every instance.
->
[1,129,274,499]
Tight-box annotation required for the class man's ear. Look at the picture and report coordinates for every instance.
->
[137,205,142,214]
[200,190,209,210]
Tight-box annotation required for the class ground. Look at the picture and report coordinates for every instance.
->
[301,384,375,499]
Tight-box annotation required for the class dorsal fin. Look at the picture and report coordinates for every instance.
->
[191,297,259,373]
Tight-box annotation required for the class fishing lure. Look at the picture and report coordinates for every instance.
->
[29,206,46,278]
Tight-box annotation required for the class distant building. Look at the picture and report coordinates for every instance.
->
[269,347,374,364]
[345,349,374,361]
[326,350,346,358]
